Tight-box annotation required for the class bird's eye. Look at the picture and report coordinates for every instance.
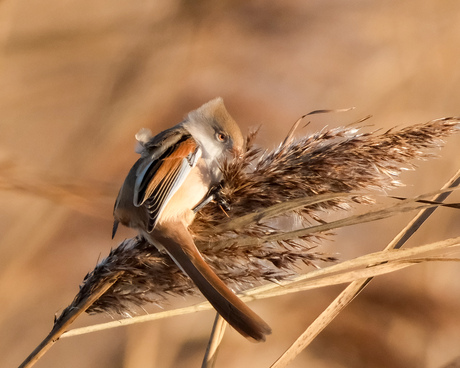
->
[216,132,227,142]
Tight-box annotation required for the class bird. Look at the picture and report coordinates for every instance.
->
[112,97,272,342]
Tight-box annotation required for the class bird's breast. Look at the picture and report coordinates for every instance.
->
[157,160,211,226]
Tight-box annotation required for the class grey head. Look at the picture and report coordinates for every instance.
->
[182,97,244,161]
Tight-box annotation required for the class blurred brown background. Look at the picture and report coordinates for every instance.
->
[2,1,460,367]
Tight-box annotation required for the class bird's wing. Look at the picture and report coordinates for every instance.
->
[134,134,200,232]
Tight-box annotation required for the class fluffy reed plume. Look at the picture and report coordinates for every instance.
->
[20,116,460,368]
[58,116,460,317]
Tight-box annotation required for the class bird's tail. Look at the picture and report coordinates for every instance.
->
[149,223,272,342]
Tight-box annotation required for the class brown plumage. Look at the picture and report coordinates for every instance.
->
[112,98,271,341]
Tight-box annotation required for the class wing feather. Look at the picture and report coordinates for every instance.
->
[133,137,199,232]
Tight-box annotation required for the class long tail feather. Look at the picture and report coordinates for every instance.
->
[148,223,271,342]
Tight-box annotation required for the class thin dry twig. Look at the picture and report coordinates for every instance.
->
[60,235,460,338]
[18,272,123,368]
[0,160,115,218]
[270,168,460,368]
[201,314,228,368]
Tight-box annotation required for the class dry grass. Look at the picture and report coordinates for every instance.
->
[18,116,460,368]
[4,2,460,367]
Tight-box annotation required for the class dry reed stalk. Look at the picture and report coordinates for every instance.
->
[18,272,123,368]
[19,116,460,367]
[201,314,227,368]
[270,168,460,368]
[0,161,115,217]
[61,234,460,339]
